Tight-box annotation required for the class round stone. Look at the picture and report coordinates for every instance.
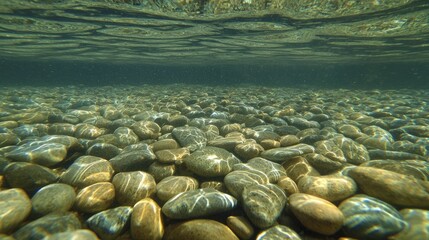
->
[162,188,237,219]
[43,230,99,240]
[31,183,76,216]
[86,206,133,240]
[0,188,31,234]
[131,121,161,140]
[148,162,176,182]
[339,194,407,239]
[256,225,302,240]
[156,176,198,202]
[109,148,156,172]
[13,212,81,240]
[289,193,344,235]
[74,182,115,213]
[242,184,287,228]
[282,156,320,183]
[234,141,265,160]
[87,143,121,160]
[155,148,190,164]
[4,162,59,194]
[60,156,114,188]
[151,139,179,152]
[112,171,156,206]
[163,219,239,240]
[131,198,164,240]
[226,216,254,240]
[297,175,357,202]
[348,166,429,208]
[233,157,286,183]
[5,141,68,167]
[277,176,299,196]
[172,126,207,151]
[184,146,241,177]
[261,144,315,162]
[224,170,269,199]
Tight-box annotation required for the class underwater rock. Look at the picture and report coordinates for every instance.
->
[256,225,302,240]
[289,193,344,235]
[74,182,115,213]
[297,175,357,202]
[86,206,132,240]
[5,141,68,167]
[339,194,407,239]
[226,216,254,240]
[0,188,31,234]
[261,144,315,162]
[390,208,429,240]
[242,183,287,228]
[112,171,156,206]
[156,176,198,202]
[148,162,176,182]
[162,188,237,219]
[31,183,76,216]
[224,170,269,198]
[131,198,164,240]
[155,148,190,164]
[163,219,239,240]
[109,148,156,172]
[233,157,286,183]
[172,126,207,151]
[43,229,99,240]
[282,156,320,183]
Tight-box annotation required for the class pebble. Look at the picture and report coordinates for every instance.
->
[289,193,344,235]
[163,219,239,240]
[43,229,99,240]
[256,225,302,240]
[155,148,190,164]
[390,208,429,240]
[131,121,161,140]
[282,156,320,183]
[242,183,287,228]
[87,143,121,160]
[224,170,269,198]
[156,176,198,202]
[184,146,241,177]
[360,159,429,180]
[208,136,245,152]
[277,176,300,196]
[0,130,19,148]
[31,183,76,216]
[86,206,133,240]
[162,188,237,219]
[348,166,429,208]
[339,194,407,239]
[151,139,179,152]
[305,153,344,174]
[148,162,176,182]
[112,171,156,206]
[233,157,286,183]
[5,141,68,167]
[74,182,115,213]
[172,126,207,151]
[109,148,156,172]
[4,162,59,194]
[226,216,254,240]
[60,155,114,188]
[261,143,315,162]
[234,141,265,160]
[13,212,82,240]
[0,188,31,234]
[131,198,164,240]
[297,175,357,202]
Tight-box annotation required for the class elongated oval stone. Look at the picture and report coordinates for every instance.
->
[162,188,237,219]
[112,171,156,206]
[131,198,164,240]
[86,206,133,240]
[0,188,31,234]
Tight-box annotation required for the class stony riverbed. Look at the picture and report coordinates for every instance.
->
[0,84,428,240]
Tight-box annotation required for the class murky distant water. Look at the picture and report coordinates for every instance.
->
[0,0,428,87]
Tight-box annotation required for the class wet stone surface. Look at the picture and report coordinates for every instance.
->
[0,85,428,239]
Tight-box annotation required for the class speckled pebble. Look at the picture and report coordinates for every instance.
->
[31,183,76,216]
[297,175,357,202]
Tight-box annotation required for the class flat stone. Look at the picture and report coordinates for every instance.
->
[339,194,407,239]
[112,171,156,206]
[155,148,190,164]
[242,183,287,228]
[87,143,121,160]
[48,123,77,136]
[277,176,299,196]
[0,188,31,234]
[234,141,265,160]
[261,144,315,162]
[315,139,346,162]
[184,146,241,177]
[5,141,68,167]
[226,216,254,240]
[337,124,364,139]
[151,139,179,152]
[348,166,429,208]
[233,157,286,183]
[131,198,164,240]
[75,123,104,139]
[112,127,140,148]
[109,148,156,172]
[390,209,429,240]
[86,206,133,240]
[224,170,269,199]
[43,229,99,240]
[208,136,245,152]
[13,212,81,240]
[156,176,199,202]
[256,225,302,240]
[164,219,239,240]
[289,193,344,235]
[360,159,429,181]
[282,156,320,183]
[297,175,357,202]
[131,121,161,140]
[4,162,59,194]
[148,162,176,182]
[279,135,300,147]
[162,188,237,219]
[200,181,226,192]
[0,131,19,148]
[172,126,207,151]
[368,149,427,161]
[74,182,115,213]
[60,156,114,188]
[31,183,76,216]
[332,136,370,165]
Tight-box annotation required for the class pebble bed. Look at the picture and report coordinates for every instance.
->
[0,84,428,240]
